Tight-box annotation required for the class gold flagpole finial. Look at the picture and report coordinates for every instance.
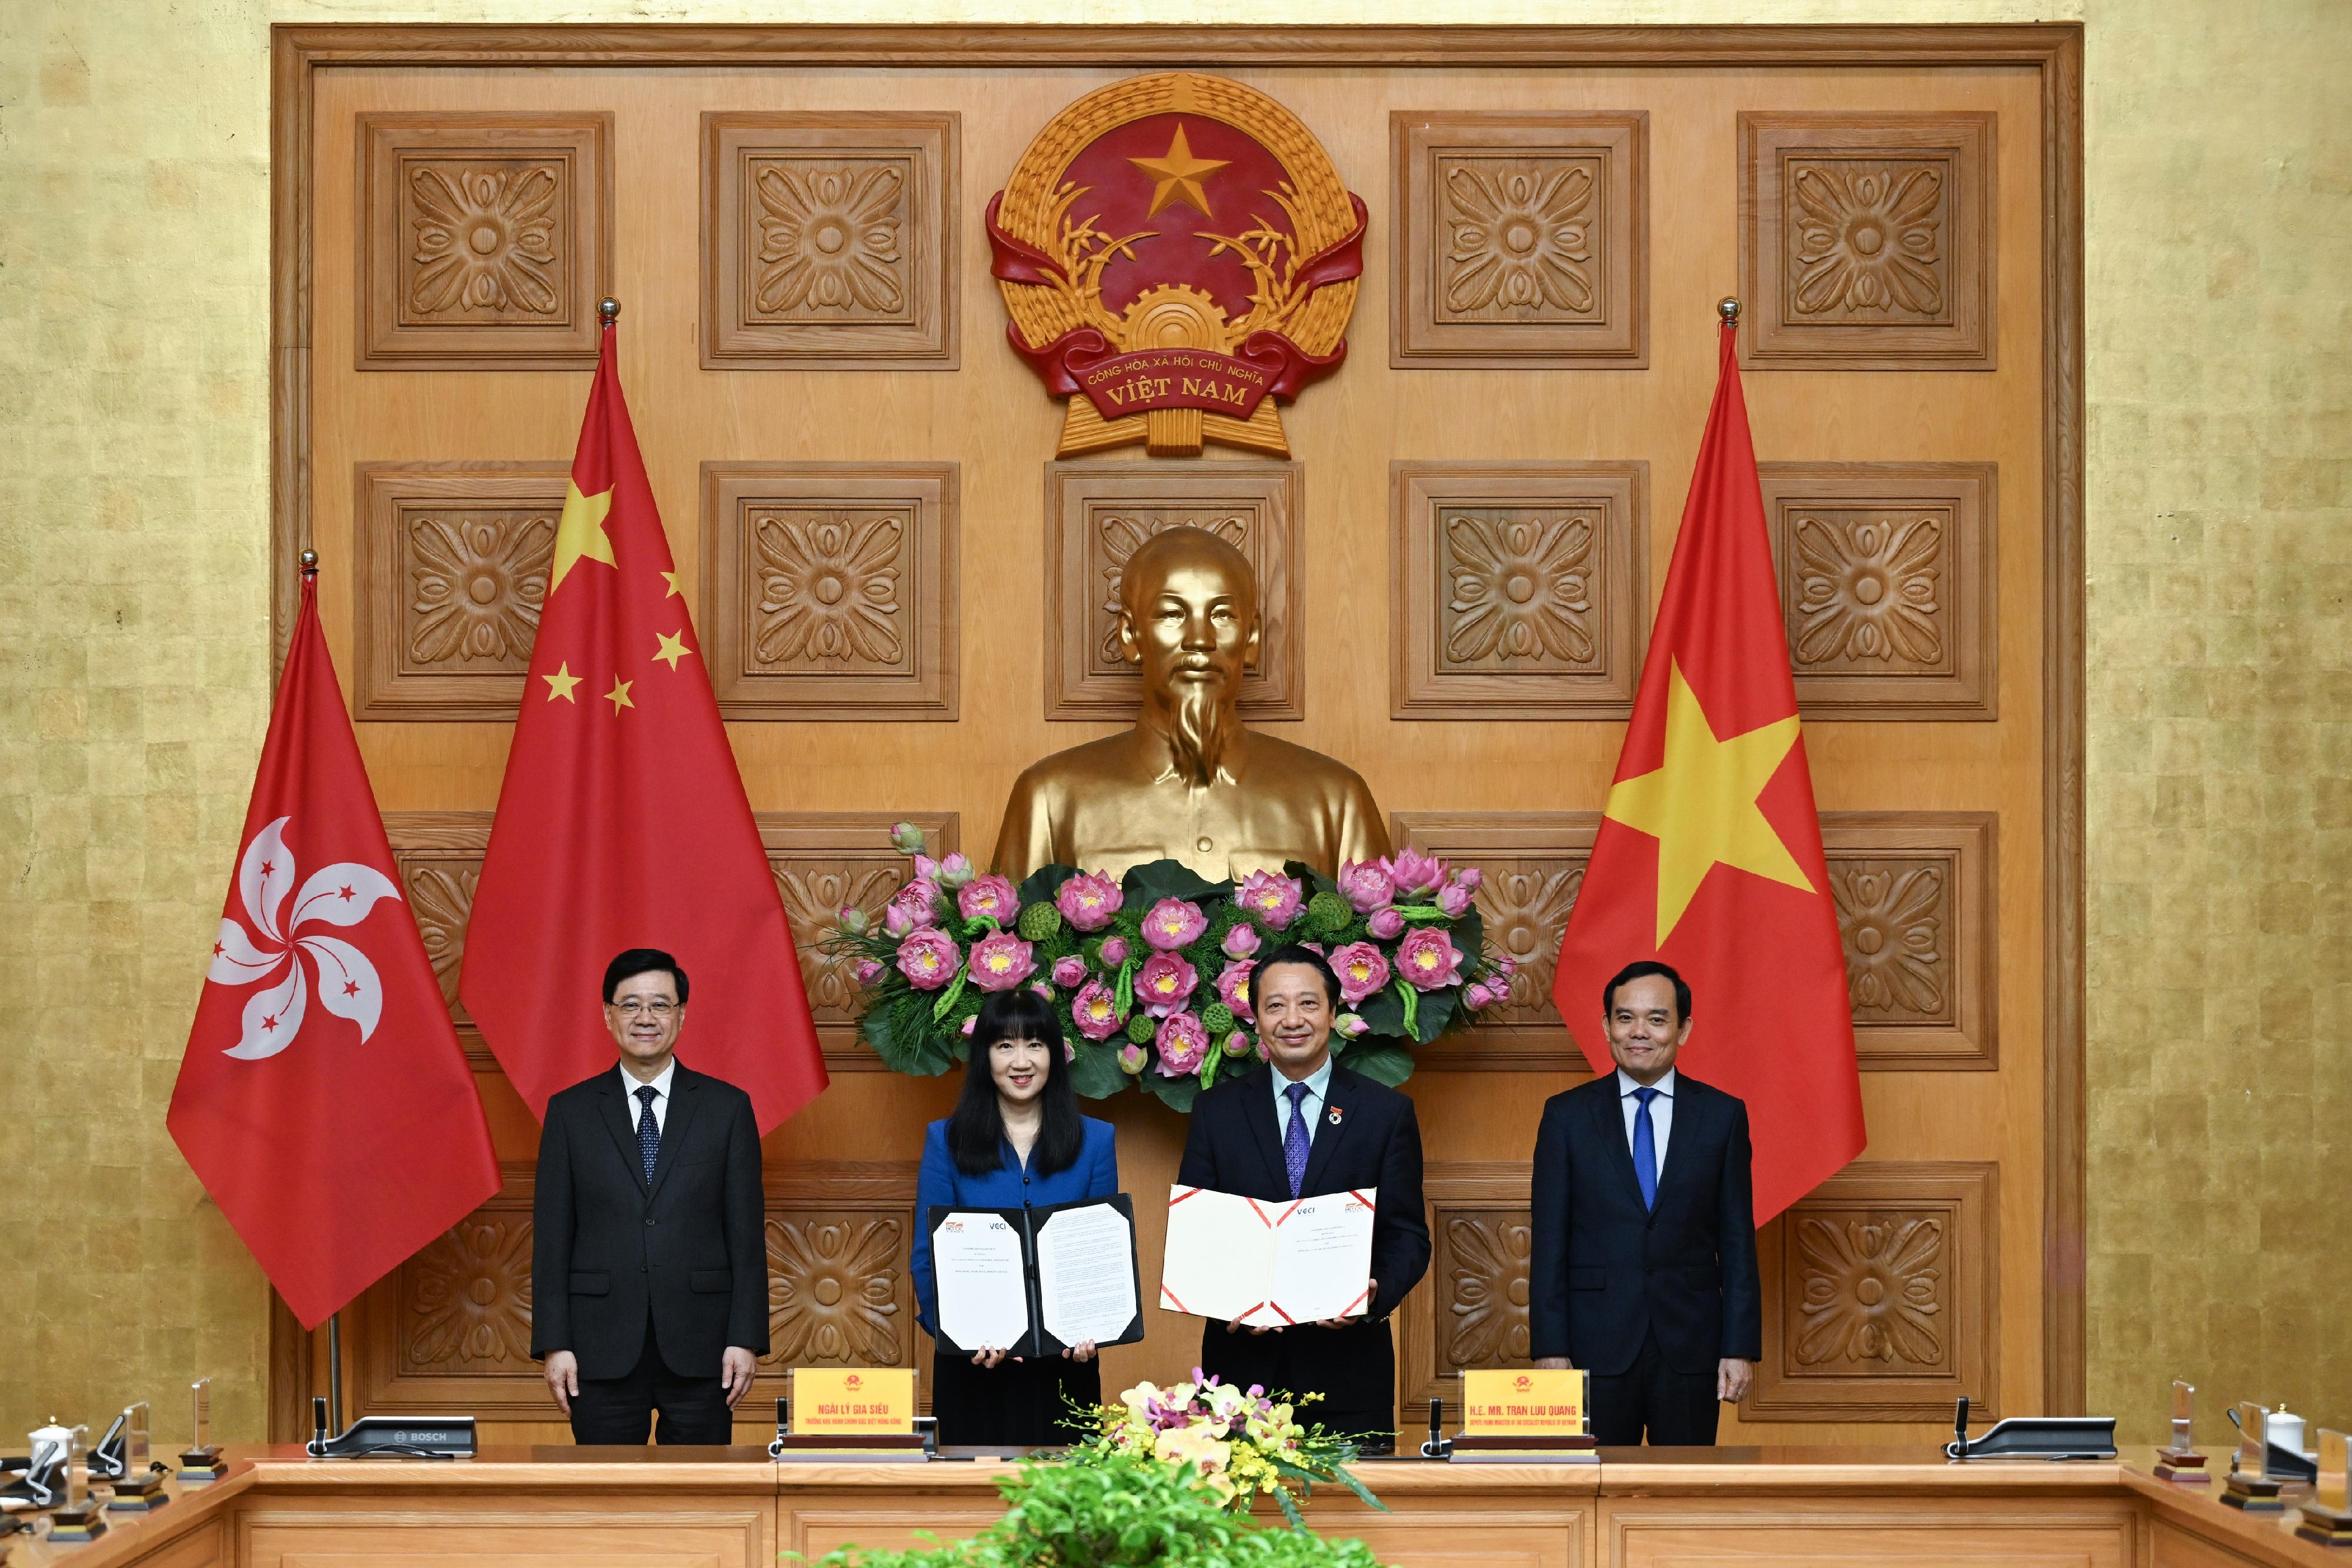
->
[299,549,318,581]
[1718,297,1742,326]
[599,297,620,328]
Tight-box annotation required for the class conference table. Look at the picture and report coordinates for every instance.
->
[6,1445,2339,1566]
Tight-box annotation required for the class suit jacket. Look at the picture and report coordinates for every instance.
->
[530,1062,770,1380]
[910,1115,1119,1333]
[1528,1071,1763,1377]
[1177,1062,1431,1422]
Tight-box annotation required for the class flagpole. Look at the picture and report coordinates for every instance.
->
[1718,295,1741,327]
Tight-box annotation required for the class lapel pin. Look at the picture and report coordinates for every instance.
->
[1327,1106,1344,1126]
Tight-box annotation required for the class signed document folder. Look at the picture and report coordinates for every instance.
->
[927,1195,1144,1359]
[1159,1185,1377,1326]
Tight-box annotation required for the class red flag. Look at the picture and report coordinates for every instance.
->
[168,569,499,1329]
[1552,319,1864,1223]
[459,316,826,1132]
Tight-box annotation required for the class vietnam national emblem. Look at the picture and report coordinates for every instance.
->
[988,72,1365,459]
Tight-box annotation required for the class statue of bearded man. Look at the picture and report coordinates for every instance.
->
[993,526,1390,882]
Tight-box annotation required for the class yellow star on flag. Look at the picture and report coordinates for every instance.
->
[1130,122,1229,219]
[550,480,615,595]
[652,630,690,671]
[603,677,634,714]
[1603,660,1813,947]
[542,661,580,702]
[660,570,684,599]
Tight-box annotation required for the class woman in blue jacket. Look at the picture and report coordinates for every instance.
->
[912,988,1119,1446]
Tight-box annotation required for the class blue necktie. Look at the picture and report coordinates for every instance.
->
[1283,1082,1312,1199]
[636,1084,660,1185]
[1632,1086,1659,1211]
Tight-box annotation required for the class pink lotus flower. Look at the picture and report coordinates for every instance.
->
[1031,980,1055,1000]
[1382,849,1446,898]
[1101,934,1131,967]
[1117,1042,1148,1074]
[836,905,873,936]
[1455,867,1484,892]
[1215,958,1256,1021]
[1338,860,1395,913]
[894,928,959,990]
[1072,981,1122,1041]
[1335,1012,1369,1038]
[1464,982,1495,1011]
[960,1015,977,1036]
[1235,871,1304,930]
[958,874,1020,924]
[888,878,938,928]
[1328,941,1392,1005]
[935,852,976,889]
[966,931,1037,992]
[1495,953,1517,977]
[1142,898,1208,950]
[1367,907,1405,940]
[1136,950,1199,1018]
[912,854,938,882]
[1221,923,1261,959]
[1224,1031,1253,1057]
[1051,954,1088,989]
[1055,872,1124,932]
[889,821,929,855]
[883,903,916,939]
[1396,927,1464,991]
[1436,881,1473,918]
[1155,1012,1210,1075]
[853,958,884,987]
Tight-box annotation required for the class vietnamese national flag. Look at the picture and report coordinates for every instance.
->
[459,316,825,1132]
[169,569,499,1329]
[1552,319,1863,1223]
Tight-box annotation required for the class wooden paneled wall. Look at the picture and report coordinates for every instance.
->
[269,25,2083,1446]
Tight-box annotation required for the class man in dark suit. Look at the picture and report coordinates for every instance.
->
[1177,944,1431,1449]
[1529,960,1761,1446]
[531,948,769,1444]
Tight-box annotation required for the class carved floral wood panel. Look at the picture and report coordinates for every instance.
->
[358,113,612,369]
[1739,113,1995,370]
[381,812,493,1031]
[1761,463,1997,720]
[1045,462,1304,721]
[1745,1160,1999,1421]
[701,463,959,719]
[756,812,957,1064]
[1391,112,1648,366]
[1391,463,1648,720]
[702,112,959,369]
[1394,1164,1534,1418]
[353,464,570,720]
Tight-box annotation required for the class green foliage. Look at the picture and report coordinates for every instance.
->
[1333,1039,1413,1086]
[1123,858,1223,905]
[799,1449,1389,1568]
[1067,1042,1127,1099]
[1016,901,1064,941]
[1201,1001,1236,1035]
[1124,1013,1157,1045]
[1140,1069,1200,1114]
[1304,891,1352,936]
[1015,864,1083,909]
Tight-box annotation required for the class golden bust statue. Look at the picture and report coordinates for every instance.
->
[994,526,1390,882]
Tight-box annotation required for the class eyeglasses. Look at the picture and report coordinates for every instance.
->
[612,999,679,1018]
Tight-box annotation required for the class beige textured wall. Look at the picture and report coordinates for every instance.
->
[4,0,2341,1447]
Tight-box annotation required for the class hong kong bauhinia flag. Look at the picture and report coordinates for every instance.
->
[459,312,826,1132]
[169,569,499,1329]
[1552,319,1864,1223]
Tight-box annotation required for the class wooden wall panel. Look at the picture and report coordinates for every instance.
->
[357,112,612,369]
[1395,1160,1534,1419]
[1391,111,1648,367]
[1044,460,1304,721]
[1738,111,1997,370]
[353,464,567,720]
[701,111,960,370]
[1391,462,1648,719]
[700,462,959,720]
[1820,811,1998,1070]
[1763,462,1999,720]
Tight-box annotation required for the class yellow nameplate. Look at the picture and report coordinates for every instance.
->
[1462,1368,1588,1436]
[791,1368,916,1435]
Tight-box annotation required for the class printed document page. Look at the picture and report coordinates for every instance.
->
[1266,1191,1377,1323]
[932,1210,1031,1352]
[1159,1186,1277,1322]
[1035,1201,1138,1347]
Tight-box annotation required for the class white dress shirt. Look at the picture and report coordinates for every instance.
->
[619,1057,677,1135]
[1615,1066,1676,1171]
[1272,1055,1337,1148]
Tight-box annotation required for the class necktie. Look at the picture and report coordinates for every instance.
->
[635,1084,660,1185]
[1632,1086,1659,1212]
[1283,1081,1312,1199]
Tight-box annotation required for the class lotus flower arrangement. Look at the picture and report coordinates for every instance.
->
[826,827,1505,1111]
[1085,1370,1384,1526]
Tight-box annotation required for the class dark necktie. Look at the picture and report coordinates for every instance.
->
[1632,1086,1660,1211]
[1284,1081,1312,1199]
[635,1084,660,1185]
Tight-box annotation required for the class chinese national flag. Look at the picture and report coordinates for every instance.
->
[1552,320,1864,1223]
[459,317,825,1132]
[169,570,499,1329]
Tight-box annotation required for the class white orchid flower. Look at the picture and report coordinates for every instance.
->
[205,815,403,1060]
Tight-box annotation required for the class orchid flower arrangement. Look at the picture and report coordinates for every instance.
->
[826,825,1511,1112]
[1085,1370,1385,1527]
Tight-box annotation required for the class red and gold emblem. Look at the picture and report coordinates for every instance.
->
[988,72,1365,459]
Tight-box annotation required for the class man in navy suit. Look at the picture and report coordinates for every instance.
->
[1178,945,1431,1450]
[1529,960,1762,1446]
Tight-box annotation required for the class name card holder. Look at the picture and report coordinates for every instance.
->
[2223,1401,2287,1513]
[2296,1430,2352,1547]
[1449,1369,1598,1463]
[769,1370,927,1463]
[2153,1379,2210,1483]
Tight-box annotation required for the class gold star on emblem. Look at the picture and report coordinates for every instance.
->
[1130,122,1228,219]
[1602,661,1813,947]
[542,661,581,703]
[653,630,690,671]
[660,570,684,599]
[550,480,616,595]
[603,677,634,714]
